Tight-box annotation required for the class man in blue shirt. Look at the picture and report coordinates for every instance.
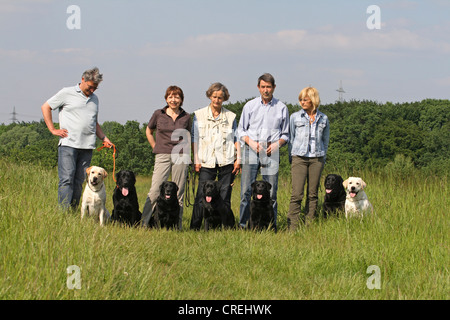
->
[237,73,290,230]
[41,67,112,211]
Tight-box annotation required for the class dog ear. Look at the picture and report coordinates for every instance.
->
[343,179,348,189]
[86,166,92,175]
[103,169,108,178]
[265,181,272,190]
[361,179,367,189]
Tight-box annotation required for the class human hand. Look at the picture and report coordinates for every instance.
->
[266,142,279,156]
[52,128,68,138]
[102,136,113,148]
[232,161,241,175]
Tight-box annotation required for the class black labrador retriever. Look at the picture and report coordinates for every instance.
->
[323,174,346,217]
[151,181,180,230]
[250,180,276,231]
[112,170,141,226]
[200,180,235,231]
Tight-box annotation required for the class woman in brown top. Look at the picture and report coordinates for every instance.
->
[141,86,191,229]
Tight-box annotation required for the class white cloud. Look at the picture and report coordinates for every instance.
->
[139,27,450,60]
[0,0,54,13]
[0,48,37,61]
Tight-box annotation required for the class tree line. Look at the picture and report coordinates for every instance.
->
[1,99,448,176]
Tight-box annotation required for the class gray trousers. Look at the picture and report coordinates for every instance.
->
[288,156,324,230]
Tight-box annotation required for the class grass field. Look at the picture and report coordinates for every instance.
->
[0,159,448,300]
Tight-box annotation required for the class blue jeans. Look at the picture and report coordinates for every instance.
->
[58,146,93,210]
[239,146,279,228]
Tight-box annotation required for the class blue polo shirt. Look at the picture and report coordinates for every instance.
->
[47,84,99,149]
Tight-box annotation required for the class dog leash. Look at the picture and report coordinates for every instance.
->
[184,164,197,207]
[96,141,117,184]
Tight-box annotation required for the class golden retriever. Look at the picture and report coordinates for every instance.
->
[343,177,373,218]
[81,166,110,225]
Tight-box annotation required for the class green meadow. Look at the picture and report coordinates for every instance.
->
[0,159,448,300]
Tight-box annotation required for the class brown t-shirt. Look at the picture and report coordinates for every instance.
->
[148,106,191,154]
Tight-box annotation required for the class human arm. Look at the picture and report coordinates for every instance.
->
[190,115,201,173]
[323,117,330,163]
[146,126,156,149]
[232,141,242,175]
[96,122,112,147]
[266,105,289,156]
[41,102,68,138]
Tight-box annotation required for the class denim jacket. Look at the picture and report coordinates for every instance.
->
[289,109,330,162]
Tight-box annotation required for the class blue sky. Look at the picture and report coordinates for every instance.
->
[1,0,449,124]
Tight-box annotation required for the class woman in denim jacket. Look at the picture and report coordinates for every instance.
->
[288,87,330,230]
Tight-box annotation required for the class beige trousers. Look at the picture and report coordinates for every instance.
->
[147,153,189,228]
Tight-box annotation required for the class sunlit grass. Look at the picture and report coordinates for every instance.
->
[0,159,447,299]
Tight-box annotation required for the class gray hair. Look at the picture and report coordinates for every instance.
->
[82,67,103,84]
[206,82,230,101]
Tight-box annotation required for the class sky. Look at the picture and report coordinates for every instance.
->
[0,0,449,124]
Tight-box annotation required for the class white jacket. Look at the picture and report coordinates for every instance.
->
[194,106,236,168]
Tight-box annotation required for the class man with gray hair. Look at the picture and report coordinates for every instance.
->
[41,67,113,211]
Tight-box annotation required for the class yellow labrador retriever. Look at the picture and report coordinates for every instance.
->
[81,166,110,225]
[343,177,373,218]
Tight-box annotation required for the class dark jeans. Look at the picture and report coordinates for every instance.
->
[190,164,235,230]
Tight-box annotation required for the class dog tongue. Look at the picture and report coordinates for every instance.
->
[257,194,263,200]
[350,192,357,198]
[206,196,212,203]
[326,189,332,194]
[122,188,129,197]
[165,195,171,200]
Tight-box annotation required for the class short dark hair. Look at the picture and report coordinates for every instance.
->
[164,86,184,106]
[257,73,275,87]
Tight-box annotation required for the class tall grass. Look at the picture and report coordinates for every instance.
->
[0,159,448,300]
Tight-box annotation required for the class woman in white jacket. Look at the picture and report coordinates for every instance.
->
[189,83,241,230]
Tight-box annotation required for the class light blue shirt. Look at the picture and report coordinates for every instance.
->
[237,97,290,145]
[47,85,99,149]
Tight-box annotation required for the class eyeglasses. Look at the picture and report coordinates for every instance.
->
[86,84,98,91]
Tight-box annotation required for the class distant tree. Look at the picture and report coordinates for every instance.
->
[0,100,448,176]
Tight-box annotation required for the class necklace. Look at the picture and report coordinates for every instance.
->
[167,108,180,120]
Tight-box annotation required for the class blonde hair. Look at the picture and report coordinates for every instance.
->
[299,87,320,111]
